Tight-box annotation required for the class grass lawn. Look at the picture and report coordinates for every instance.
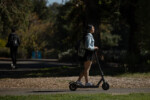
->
[116,72,150,78]
[25,66,150,78]
[0,93,150,100]
[27,66,150,78]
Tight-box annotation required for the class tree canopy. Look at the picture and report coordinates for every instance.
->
[0,0,150,72]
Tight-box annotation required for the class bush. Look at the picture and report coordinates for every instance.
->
[0,47,10,57]
[102,50,127,63]
[17,48,28,59]
[58,49,78,62]
[0,47,28,59]
[0,39,6,47]
[43,49,58,59]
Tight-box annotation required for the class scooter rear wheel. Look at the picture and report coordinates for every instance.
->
[102,82,109,90]
[69,83,77,91]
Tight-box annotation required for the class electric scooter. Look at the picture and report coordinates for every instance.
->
[69,51,109,91]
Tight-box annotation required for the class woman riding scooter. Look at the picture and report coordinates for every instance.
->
[76,25,99,86]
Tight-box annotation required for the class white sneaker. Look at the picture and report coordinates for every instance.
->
[85,82,93,86]
[76,81,83,86]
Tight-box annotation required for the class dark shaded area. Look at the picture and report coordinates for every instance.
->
[0,0,150,74]
[0,59,149,79]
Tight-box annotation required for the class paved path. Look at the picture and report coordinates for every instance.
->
[0,59,76,78]
[0,88,150,96]
[0,59,74,70]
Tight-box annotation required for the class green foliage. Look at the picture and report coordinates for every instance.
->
[119,0,150,70]
[0,0,32,37]
[135,0,150,53]
[53,0,122,50]
[101,24,121,47]
[101,34,121,47]
[32,0,51,20]
[0,47,9,57]
[0,0,149,72]
[0,47,28,58]
[58,49,77,62]
[18,14,50,57]
[0,0,60,58]
[43,49,59,59]
[17,48,28,59]
[53,3,73,51]
[0,39,6,47]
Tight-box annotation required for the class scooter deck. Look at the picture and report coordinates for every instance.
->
[69,81,99,88]
[77,85,99,88]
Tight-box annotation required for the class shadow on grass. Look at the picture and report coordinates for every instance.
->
[0,64,127,78]
[0,59,149,78]
[31,90,68,94]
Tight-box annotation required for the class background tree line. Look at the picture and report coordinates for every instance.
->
[0,0,149,72]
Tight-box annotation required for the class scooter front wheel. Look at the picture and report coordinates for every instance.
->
[102,82,109,90]
[69,83,77,91]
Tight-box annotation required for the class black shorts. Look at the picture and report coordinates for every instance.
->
[82,50,94,62]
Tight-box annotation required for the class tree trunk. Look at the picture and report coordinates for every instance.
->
[120,0,140,72]
[84,0,101,48]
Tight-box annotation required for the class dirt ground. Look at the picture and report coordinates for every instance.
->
[0,76,150,89]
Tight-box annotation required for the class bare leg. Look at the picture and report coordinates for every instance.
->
[84,61,92,83]
[77,71,84,82]
[77,60,92,83]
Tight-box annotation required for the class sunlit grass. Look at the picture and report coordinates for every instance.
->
[0,93,150,100]
[117,72,150,78]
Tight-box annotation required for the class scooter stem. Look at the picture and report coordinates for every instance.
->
[94,51,104,76]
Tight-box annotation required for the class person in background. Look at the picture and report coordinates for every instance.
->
[6,27,20,69]
[76,25,99,86]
